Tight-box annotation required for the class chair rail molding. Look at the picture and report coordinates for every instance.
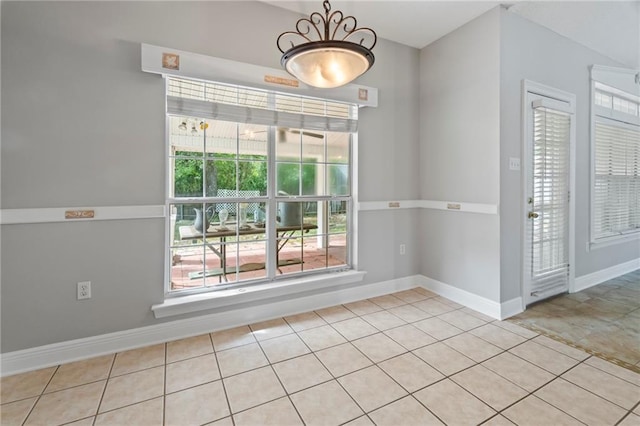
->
[0,205,165,225]
[358,199,498,214]
[0,200,499,224]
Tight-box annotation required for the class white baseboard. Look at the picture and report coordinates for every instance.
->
[1,274,532,376]
[0,275,419,377]
[499,297,524,320]
[415,275,523,320]
[415,276,501,319]
[574,258,640,293]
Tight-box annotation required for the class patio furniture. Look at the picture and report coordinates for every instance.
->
[178,222,317,281]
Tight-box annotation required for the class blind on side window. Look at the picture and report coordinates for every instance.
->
[594,119,640,239]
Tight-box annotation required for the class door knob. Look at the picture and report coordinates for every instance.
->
[528,212,539,219]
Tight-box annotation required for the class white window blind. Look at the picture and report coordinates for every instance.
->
[593,119,640,239]
[166,77,358,132]
[528,106,571,297]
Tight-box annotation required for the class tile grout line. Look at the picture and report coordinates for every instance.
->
[615,401,640,426]
[162,342,167,426]
[291,302,418,423]
[369,294,464,424]
[286,312,372,423]
[509,271,640,375]
[555,356,640,415]
[208,333,235,426]
[20,355,168,402]
[72,355,166,422]
[373,312,548,424]
[24,355,115,426]
[434,336,570,425]
[513,320,640,374]
[583,358,640,387]
[92,353,117,425]
[0,297,516,422]
[19,364,60,426]
[8,287,639,426]
[298,300,489,424]
[493,354,632,425]
[251,323,306,425]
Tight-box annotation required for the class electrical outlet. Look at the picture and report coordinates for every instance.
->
[400,244,406,255]
[77,281,91,300]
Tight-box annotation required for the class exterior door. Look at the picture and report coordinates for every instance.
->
[523,89,575,306]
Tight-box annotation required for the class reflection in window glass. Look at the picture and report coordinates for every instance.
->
[327,132,350,164]
[328,164,350,196]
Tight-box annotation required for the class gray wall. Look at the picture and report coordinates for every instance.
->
[419,8,502,302]
[418,5,639,306]
[355,28,421,282]
[499,8,640,302]
[0,1,420,352]
[3,1,637,353]
[510,1,640,70]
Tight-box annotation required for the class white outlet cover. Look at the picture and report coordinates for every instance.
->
[509,157,521,171]
[77,281,91,300]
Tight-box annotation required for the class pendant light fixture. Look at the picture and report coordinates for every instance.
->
[277,0,377,89]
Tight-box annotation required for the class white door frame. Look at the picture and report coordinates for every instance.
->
[521,80,576,309]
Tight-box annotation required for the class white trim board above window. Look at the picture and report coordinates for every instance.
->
[591,65,640,96]
[141,43,378,108]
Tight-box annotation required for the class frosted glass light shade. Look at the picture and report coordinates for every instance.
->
[282,41,374,89]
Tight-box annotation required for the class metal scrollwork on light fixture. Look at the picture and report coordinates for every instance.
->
[277,0,377,89]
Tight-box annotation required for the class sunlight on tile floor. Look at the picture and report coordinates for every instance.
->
[2,288,639,425]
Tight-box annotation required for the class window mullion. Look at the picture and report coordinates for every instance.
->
[266,90,278,280]
[266,125,277,280]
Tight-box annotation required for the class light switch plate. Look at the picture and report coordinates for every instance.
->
[509,157,521,171]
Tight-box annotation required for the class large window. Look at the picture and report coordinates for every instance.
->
[591,82,640,242]
[166,78,356,294]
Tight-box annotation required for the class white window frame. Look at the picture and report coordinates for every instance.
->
[164,77,358,296]
[589,65,640,249]
[141,44,375,316]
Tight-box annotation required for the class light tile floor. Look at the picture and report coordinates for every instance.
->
[2,288,639,425]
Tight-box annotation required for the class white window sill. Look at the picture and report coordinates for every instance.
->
[151,270,366,319]
[589,232,640,251]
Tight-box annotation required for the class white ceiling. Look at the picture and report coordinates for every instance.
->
[263,0,503,49]
[263,0,640,69]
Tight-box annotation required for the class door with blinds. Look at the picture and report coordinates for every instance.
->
[523,90,575,306]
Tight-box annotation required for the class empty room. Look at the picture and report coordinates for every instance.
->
[1,1,639,425]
